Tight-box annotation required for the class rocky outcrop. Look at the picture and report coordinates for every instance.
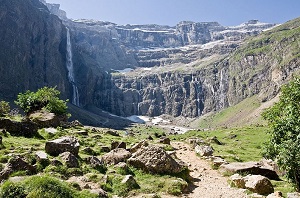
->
[0,118,38,137]
[127,144,187,175]
[45,136,80,156]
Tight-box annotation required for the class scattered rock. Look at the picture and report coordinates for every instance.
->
[111,141,119,150]
[111,141,126,150]
[45,136,80,156]
[127,144,187,175]
[158,137,171,145]
[147,135,153,140]
[115,162,128,169]
[35,151,49,164]
[82,147,95,155]
[228,134,237,139]
[29,111,67,128]
[209,136,223,145]
[267,191,283,198]
[90,188,108,198]
[44,127,57,134]
[188,138,205,148]
[85,156,104,169]
[59,152,79,168]
[0,118,38,137]
[195,145,214,156]
[105,130,119,136]
[130,140,149,153]
[100,146,110,153]
[121,175,139,189]
[230,174,246,188]
[101,148,132,165]
[287,192,300,198]
[69,120,84,127]
[0,156,36,181]
[212,156,227,167]
[219,161,280,180]
[73,130,88,136]
[51,159,63,166]
[244,175,274,195]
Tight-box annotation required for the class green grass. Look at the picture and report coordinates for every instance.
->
[191,95,264,129]
[170,126,269,162]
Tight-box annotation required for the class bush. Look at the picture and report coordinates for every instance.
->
[0,181,26,198]
[0,101,10,117]
[15,87,68,116]
[262,76,300,190]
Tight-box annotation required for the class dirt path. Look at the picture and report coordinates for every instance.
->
[170,141,247,198]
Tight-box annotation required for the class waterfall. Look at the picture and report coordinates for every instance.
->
[66,27,80,106]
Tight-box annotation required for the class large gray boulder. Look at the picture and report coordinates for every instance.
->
[195,145,214,156]
[0,156,36,181]
[244,175,274,195]
[59,152,79,168]
[220,161,280,180]
[101,148,132,165]
[45,136,80,156]
[287,192,300,198]
[127,144,187,175]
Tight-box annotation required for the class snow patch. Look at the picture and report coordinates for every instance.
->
[112,68,134,73]
[126,115,146,124]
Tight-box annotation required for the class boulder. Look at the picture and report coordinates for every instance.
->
[59,152,79,168]
[130,140,148,153]
[35,151,49,164]
[209,136,223,145]
[45,136,80,156]
[188,138,205,148]
[100,146,110,153]
[101,148,132,165]
[127,144,187,175]
[105,130,119,136]
[287,193,300,198]
[85,156,103,169]
[51,159,63,166]
[121,175,139,189]
[90,188,108,198]
[29,111,67,128]
[230,174,246,188]
[111,141,126,150]
[0,118,38,137]
[212,157,227,167]
[0,156,36,181]
[267,191,283,198]
[158,137,171,145]
[195,145,214,156]
[244,175,274,195]
[220,161,280,180]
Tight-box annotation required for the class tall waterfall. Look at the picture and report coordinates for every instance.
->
[66,27,80,106]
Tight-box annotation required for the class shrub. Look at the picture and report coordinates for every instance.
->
[0,101,10,117]
[262,76,300,190]
[15,87,68,116]
[0,181,26,198]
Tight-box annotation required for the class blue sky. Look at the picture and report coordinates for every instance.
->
[46,0,300,26]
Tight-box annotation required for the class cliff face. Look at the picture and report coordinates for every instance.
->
[0,0,70,99]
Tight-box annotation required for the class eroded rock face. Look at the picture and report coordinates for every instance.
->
[220,161,280,180]
[127,144,187,175]
[45,136,80,156]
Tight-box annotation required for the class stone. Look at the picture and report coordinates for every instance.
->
[29,111,67,128]
[121,175,139,189]
[44,128,58,134]
[73,130,88,136]
[100,146,110,153]
[111,141,126,150]
[195,145,214,156]
[219,161,280,180]
[85,156,103,169]
[244,175,274,195]
[90,188,108,198]
[209,136,223,145]
[101,148,132,165]
[158,137,171,145]
[105,130,119,136]
[212,156,227,167]
[82,147,95,155]
[45,136,80,156]
[287,192,300,198]
[147,135,153,140]
[69,120,84,127]
[59,152,79,168]
[0,156,36,181]
[35,151,49,164]
[51,159,63,166]
[111,141,119,150]
[229,174,246,188]
[127,144,187,175]
[0,118,38,137]
[130,140,149,153]
[266,191,283,198]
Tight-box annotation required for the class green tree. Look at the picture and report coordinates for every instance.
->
[262,76,300,191]
[0,101,10,117]
[15,87,68,116]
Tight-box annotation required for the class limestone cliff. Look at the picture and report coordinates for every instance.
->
[0,0,70,99]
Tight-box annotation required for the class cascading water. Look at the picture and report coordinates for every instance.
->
[66,27,80,106]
